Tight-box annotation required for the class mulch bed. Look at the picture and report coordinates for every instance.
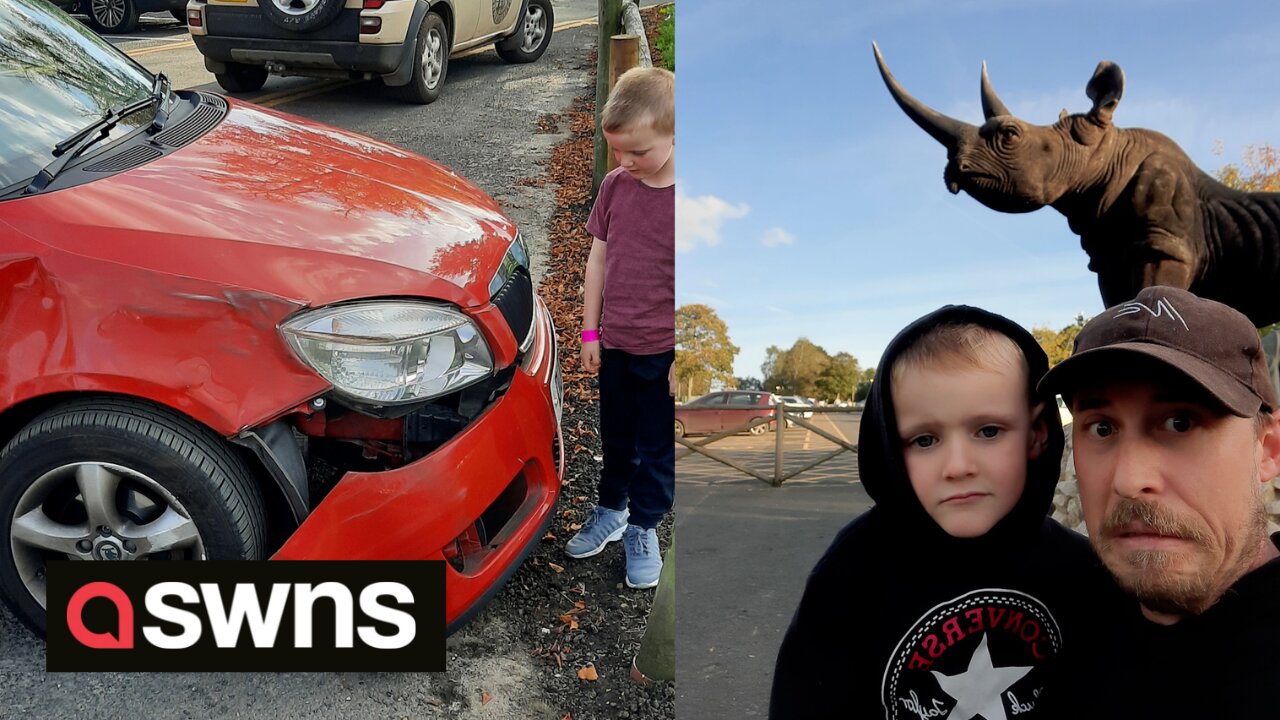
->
[476,6,676,719]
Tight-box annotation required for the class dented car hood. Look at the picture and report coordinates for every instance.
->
[1,97,518,310]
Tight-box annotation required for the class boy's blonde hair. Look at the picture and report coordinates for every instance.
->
[890,323,1029,391]
[602,67,675,135]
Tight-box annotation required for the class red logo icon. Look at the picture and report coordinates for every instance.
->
[66,581,134,649]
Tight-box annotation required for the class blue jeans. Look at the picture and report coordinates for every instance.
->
[597,347,675,529]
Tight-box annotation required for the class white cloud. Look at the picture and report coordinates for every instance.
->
[761,227,796,247]
[676,186,749,253]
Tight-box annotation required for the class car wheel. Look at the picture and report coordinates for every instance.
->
[495,0,553,64]
[0,399,266,635]
[674,420,685,439]
[748,419,768,436]
[170,8,187,24]
[257,0,344,33]
[396,12,449,105]
[215,62,269,93]
[86,0,139,34]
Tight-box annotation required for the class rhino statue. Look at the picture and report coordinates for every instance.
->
[872,42,1280,328]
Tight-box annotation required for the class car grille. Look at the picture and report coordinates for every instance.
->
[83,145,163,172]
[153,93,229,148]
[492,267,535,353]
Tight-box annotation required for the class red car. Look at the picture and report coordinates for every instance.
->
[0,0,562,635]
[675,391,778,438]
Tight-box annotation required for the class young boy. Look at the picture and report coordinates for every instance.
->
[769,305,1118,719]
[565,67,675,589]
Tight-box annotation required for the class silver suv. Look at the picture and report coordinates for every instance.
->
[187,0,552,103]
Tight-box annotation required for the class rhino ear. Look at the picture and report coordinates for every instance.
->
[1086,61,1124,126]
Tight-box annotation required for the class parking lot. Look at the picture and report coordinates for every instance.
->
[675,411,873,719]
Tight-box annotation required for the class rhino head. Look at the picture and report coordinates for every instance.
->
[872,43,1126,215]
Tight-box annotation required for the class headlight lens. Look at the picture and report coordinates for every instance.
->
[282,301,493,405]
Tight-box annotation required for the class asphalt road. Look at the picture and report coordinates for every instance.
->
[0,7,612,719]
[675,412,873,719]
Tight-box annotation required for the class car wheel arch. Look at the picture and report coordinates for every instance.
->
[0,391,300,548]
[383,0,441,87]
[428,0,455,46]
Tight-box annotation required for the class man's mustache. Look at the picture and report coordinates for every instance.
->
[1099,498,1210,545]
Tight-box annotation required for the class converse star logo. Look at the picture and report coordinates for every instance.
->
[931,634,1032,720]
[881,590,1061,720]
[1114,297,1189,330]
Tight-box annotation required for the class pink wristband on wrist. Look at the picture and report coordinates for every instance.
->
[581,329,600,342]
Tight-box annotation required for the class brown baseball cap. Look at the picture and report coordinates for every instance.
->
[1039,286,1276,417]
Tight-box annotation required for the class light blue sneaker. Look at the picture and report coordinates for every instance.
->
[565,505,629,559]
[623,525,662,589]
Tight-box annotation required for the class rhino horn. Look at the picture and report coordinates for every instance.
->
[872,42,975,151]
[980,61,1011,119]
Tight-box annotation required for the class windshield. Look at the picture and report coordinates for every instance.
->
[0,0,156,190]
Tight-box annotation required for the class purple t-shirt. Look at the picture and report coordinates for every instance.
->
[586,167,675,354]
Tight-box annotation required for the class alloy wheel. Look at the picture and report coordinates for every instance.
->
[91,0,126,27]
[10,462,205,607]
[519,5,546,54]
[422,27,444,88]
[271,0,321,15]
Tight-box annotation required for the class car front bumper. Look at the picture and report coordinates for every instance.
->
[273,298,563,634]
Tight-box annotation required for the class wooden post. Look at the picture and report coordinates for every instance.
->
[593,0,624,195]
[773,400,786,486]
[603,34,640,174]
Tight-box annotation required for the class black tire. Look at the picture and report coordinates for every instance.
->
[257,0,344,33]
[85,0,139,34]
[395,12,449,105]
[495,0,553,64]
[748,418,768,436]
[674,420,685,439]
[170,8,187,24]
[0,398,266,635]
[215,62,269,93]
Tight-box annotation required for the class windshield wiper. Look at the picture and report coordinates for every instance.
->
[149,73,172,133]
[24,74,173,195]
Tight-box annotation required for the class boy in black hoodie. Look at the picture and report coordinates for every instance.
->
[770,305,1115,720]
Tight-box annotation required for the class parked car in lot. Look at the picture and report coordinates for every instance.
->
[675,391,778,438]
[48,0,188,33]
[0,0,562,636]
[779,395,814,418]
[187,0,554,103]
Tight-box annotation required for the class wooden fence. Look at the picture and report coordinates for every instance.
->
[675,402,859,486]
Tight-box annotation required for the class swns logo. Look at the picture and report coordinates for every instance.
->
[47,561,444,672]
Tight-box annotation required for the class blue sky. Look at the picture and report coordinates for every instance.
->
[676,0,1280,379]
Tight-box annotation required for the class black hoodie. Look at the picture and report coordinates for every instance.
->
[769,306,1115,720]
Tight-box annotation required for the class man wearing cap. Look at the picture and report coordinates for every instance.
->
[1039,285,1280,718]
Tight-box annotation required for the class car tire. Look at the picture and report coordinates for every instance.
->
[395,12,449,105]
[674,420,685,439]
[215,62,269,93]
[0,398,267,635]
[257,0,344,33]
[170,8,187,24]
[749,419,768,436]
[85,0,140,34]
[495,0,553,64]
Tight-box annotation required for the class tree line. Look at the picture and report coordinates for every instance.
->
[675,304,874,402]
